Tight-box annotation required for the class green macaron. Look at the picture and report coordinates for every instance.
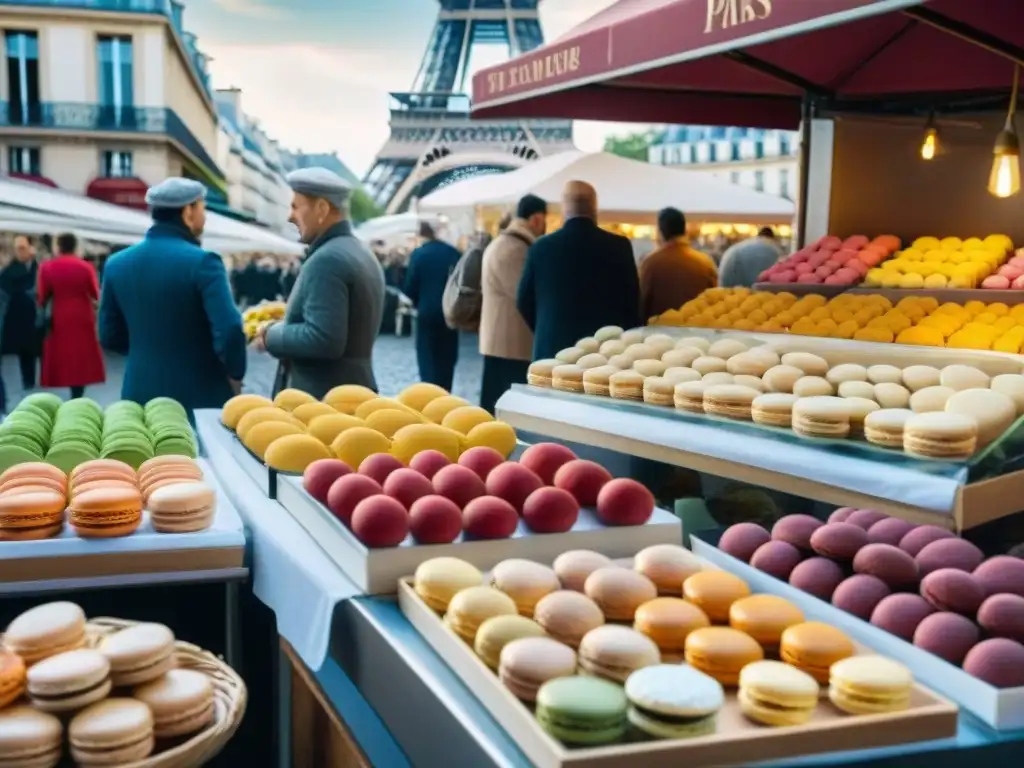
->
[145,398,188,421]
[154,438,198,459]
[19,392,62,418]
[0,444,44,471]
[106,400,145,418]
[624,664,723,740]
[45,441,100,473]
[0,426,48,458]
[12,402,53,428]
[535,676,628,746]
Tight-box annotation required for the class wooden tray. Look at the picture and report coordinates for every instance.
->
[692,534,1024,731]
[398,578,958,768]
[276,476,682,595]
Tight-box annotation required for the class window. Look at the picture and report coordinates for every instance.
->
[97,35,134,126]
[8,147,41,176]
[754,170,765,192]
[730,171,740,185]
[102,150,133,178]
[5,31,40,126]
[779,169,791,199]
[730,143,740,162]
[754,140,765,159]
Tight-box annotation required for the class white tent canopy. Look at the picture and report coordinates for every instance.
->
[418,150,795,226]
[0,177,303,255]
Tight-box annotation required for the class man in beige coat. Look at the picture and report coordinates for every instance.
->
[478,194,548,413]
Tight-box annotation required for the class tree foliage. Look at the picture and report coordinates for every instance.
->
[350,188,383,223]
[602,131,660,162]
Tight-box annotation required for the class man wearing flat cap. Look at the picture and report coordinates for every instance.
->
[251,167,385,397]
[99,177,247,413]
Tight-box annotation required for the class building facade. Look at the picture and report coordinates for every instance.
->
[0,0,232,210]
[649,126,800,201]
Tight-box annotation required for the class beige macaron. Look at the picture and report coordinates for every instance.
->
[599,339,627,358]
[751,393,799,428]
[708,339,748,359]
[826,364,868,386]
[734,375,766,392]
[844,397,881,436]
[867,365,903,385]
[763,365,804,394]
[944,388,1016,445]
[634,359,668,378]
[576,337,600,354]
[674,381,710,413]
[643,377,676,407]
[940,364,991,392]
[555,347,585,364]
[583,365,620,397]
[910,385,956,413]
[864,408,914,449]
[620,329,646,346]
[594,325,623,343]
[576,353,609,370]
[838,381,876,400]
[702,372,735,386]
[903,412,978,459]
[661,347,703,368]
[991,373,1024,415]
[527,359,557,388]
[793,376,835,398]
[703,384,760,420]
[625,343,659,362]
[609,370,646,400]
[874,382,911,409]
[692,356,728,375]
[678,336,710,352]
[792,396,851,439]
[644,334,676,356]
[727,352,775,377]
[552,365,585,393]
[663,367,702,385]
[902,365,941,392]
[781,352,829,377]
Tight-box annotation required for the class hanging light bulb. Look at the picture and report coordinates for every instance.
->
[920,114,939,160]
[989,64,1021,198]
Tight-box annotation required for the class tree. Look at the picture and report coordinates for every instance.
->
[603,131,658,162]
[350,187,382,223]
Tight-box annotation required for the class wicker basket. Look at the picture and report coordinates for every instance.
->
[0,617,248,768]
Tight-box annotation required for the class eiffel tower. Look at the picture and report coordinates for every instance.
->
[364,0,574,215]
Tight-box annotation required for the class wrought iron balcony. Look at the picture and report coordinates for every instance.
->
[0,101,224,180]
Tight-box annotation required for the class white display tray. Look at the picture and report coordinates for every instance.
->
[0,458,246,585]
[691,535,1024,731]
[276,474,682,595]
[398,578,957,768]
[222,425,280,498]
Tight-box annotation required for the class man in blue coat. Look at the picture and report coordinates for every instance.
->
[517,181,640,360]
[98,178,246,412]
[404,221,461,390]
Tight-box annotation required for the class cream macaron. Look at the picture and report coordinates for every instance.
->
[903,412,978,459]
[792,397,851,439]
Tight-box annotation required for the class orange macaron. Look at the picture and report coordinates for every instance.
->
[139,466,203,498]
[0,490,67,541]
[682,571,752,623]
[684,626,764,686]
[70,459,137,489]
[0,475,67,498]
[0,462,67,491]
[137,455,200,480]
[0,650,26,708]
[68,487,143,538]
[70,479,139,501]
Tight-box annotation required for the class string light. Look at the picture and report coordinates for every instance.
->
[919,114,939,160]
[988,64,1021,198]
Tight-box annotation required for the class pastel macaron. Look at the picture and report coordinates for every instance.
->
[779,622,855,684]
[68,486,143,538]
[535,676,628,746]
[532,590,604,648]
[0,706,63,767]
[829,655,913,714]
[3,601,87,665]
[474,615,546,670]
[625,664,723,739]
[0,490,66,541]
[0,649,26,709]
[577,625,660,683]
[414,557,483,613]
[145,481,216,533]
[69,698,154,765]
[490,559,560,617]
[26,649,112,713]
[684,626,764,686]
[98,623,176,687]
[444,586,518,644]
[498,636,577,702]
[739,660,819,726]
[133,669,216,739]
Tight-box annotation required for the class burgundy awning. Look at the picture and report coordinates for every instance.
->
[86,177,149,211]
[471,0,1024,128]
[9,173,57,188]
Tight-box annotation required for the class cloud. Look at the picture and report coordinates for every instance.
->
[210,0,286,20]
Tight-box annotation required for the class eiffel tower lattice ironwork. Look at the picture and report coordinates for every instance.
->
[363,0,574,215]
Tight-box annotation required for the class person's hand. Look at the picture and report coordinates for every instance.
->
[249,320,275,352]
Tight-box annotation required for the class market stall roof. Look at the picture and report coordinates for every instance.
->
[471,0,1024,128]
[0,177,303,255]
[417,150,794,225]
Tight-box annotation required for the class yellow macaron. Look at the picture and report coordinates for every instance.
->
[828,655,913,715]
[738,660,819,726]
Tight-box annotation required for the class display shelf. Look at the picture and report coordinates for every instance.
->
[277,475,682,594]
[691,533,1024,731]
[752,283,851,297]
[496,385,1024,531]
[848,288,1024,306]
[397,578,956,768]
[0,458,245,587]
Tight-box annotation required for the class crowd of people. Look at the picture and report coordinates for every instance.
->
[0,169,785,421]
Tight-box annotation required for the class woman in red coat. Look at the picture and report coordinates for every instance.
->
[39,233,105,398]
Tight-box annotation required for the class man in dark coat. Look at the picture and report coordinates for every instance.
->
[99,178,246,412]
[0,235,39,389]
[251,167,385,398]
[404,221,461,390]
[517,181,640,360]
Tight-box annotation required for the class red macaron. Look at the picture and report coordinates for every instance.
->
[359,453,405,486]
[409,450,452,480]
[432,464,487,509]
[326,474,383,526]
[351,495,409,548]
[595,478,654,526]
[408,495,462,544]
[463,496,518,539]
[302,459,352,504]
[383,468,435,510]
[519,443,577,485]
[457,446,506,481]
[553,460,612,507]
[522,487,579,534]
[485,462,543,513]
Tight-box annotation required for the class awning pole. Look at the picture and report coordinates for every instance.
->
[796,93,815,249]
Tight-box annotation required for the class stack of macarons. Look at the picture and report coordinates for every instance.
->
[410,548,907,743]
[0,601,220,763]
[0,462,68,540]
[0,393,63,471]
[301,441,655,548]
[722,511,1024,688]
[143,398,198,459]
[221,383,520,475]
[67,459,144,538]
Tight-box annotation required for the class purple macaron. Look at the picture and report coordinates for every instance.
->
[913,612,980,664]
[750,540,803,580]
[771,514,824,551]
[853,543,919,588]
[920,568,985,615]
[789,557,845,601]
[898,525,955,557]
[720,522,771,563]
[963,639,1024,688]
[977,593,1024,643]
[828,507,856,523]
[845,508,888,530]
[870,594,935,641]
[810,522,869,561]
[973,556,1024,598]
[915,538,985,576]
[832,574,891,620]
[867,518,917,547]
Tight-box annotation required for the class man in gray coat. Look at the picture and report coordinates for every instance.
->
[251,168,385,398]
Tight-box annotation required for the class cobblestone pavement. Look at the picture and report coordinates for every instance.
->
[2,332,484,410]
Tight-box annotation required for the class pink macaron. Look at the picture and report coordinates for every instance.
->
[913,612,979,664]
[915,538,984,576]
[977,593,1024,643]
[750,540,803,581]
[920,568,985,615]
[867,518,917,547]
[962,638,1024,687]
[853,544,919,588]
[810,523,869,561]
[870,594,934,641]
[719,523,771,563]
[788,557,845,601]
[898,525,955,557]
[973,556,1024,598]
[771,514,823,550]
[832,574,890,620]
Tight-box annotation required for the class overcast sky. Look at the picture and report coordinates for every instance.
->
[183,0,640,177]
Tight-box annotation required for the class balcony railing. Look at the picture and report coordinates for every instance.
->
[0,101,224,180]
